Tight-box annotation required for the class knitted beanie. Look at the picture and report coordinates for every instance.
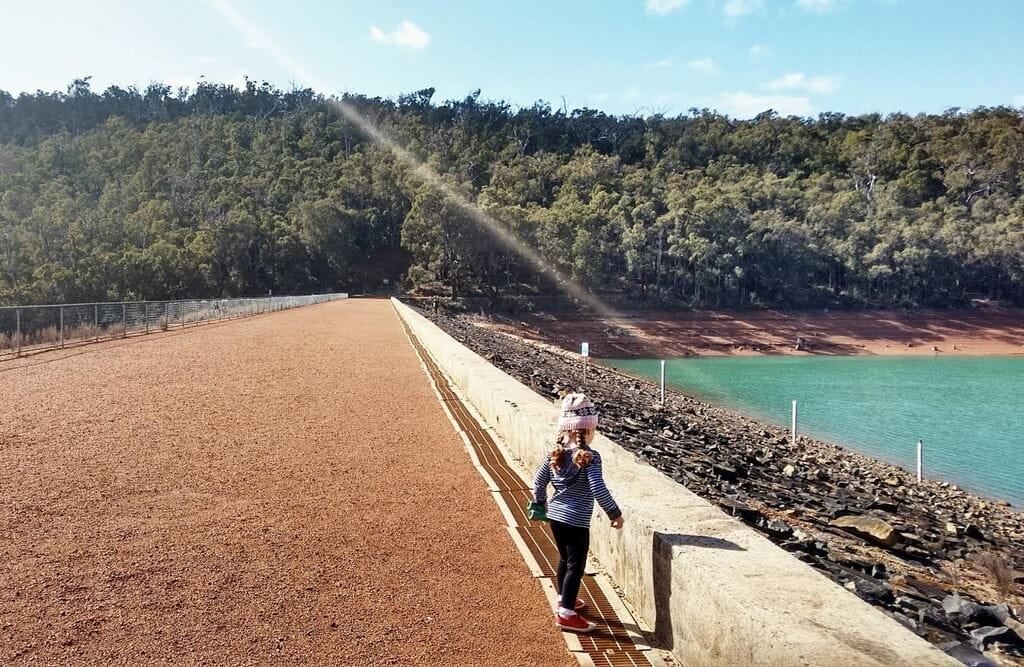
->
[558,393,599,431]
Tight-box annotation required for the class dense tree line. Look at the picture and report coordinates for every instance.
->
[1,78,1022,308]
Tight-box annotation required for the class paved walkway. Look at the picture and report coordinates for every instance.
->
[0,299,573,665]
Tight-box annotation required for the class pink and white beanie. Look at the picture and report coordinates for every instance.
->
[558,393,599,431]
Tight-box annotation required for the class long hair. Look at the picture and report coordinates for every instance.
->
[549,429,594,473]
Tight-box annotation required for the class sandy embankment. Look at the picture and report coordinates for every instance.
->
[480,308,1024,358]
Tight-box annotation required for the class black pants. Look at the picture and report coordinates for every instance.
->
[549,519,590,611]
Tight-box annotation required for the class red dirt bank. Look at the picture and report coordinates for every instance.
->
[480,307,1024,358]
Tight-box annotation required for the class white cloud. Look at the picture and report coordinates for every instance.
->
[645,0,688,15]
[369,21,430,50]
[765,72,840,94]
[724,0,763,17]
[686,57,719,74]
[797,0,837,12]
[749,43,769,58]
[644,59,674,69]
[713,91,813,118]
[1014,93,1024,107]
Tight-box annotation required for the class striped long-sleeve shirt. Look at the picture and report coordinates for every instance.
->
[533,448,621,529]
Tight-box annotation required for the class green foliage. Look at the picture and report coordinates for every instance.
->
[1,79,1022,308]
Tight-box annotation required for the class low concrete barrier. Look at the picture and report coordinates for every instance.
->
[392,298,957,667]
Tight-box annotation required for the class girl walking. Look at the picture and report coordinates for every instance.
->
[532,393,624,633]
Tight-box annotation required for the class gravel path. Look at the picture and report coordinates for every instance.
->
[0,299,573,666]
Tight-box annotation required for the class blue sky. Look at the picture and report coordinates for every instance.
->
[1,0,1021,118]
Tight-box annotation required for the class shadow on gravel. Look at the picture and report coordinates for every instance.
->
[652,531,746,649]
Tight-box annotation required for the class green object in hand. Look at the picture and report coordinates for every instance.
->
[526,501,548,521]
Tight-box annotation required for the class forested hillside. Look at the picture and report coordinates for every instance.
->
[2,78,1022,308]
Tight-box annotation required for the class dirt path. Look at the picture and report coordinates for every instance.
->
[0,299,573,665]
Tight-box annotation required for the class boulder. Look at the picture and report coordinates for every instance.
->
[718,498,760,522]
[969,626,1008,651]
[942,593,980,623]
[829,515,900,548]
[869,498,899,513]
[939,641,997,667]
[712,463,739,481]
[844,576,893,604]
[983,606,1024,643]
[759,517,793,540]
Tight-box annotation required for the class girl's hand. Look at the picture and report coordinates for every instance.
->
[610,516,624,529]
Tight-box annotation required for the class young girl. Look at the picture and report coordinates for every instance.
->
[532,393,624,633]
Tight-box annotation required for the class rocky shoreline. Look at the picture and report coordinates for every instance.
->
[418,307,1024,665]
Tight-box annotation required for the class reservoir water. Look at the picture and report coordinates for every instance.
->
[607,356,1024,506]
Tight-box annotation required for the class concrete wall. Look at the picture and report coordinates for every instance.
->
[392,299,957,667]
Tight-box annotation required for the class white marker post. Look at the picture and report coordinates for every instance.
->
[660,360,666,405]
[917,439,923,482]
[791,400,798,446]
[581,342,590,388]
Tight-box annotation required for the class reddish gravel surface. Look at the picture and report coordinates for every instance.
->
[0,299,574,666]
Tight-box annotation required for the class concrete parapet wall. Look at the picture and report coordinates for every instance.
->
[392,299,957,667]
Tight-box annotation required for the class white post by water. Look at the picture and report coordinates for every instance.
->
[791,400,798,445]
[660,360,666,405]
[917,439,923,482]
[581,342,590,389]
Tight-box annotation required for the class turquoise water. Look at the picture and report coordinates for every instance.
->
[608,356,1024,507]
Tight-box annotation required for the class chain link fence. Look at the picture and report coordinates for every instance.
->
[0,293,348,360]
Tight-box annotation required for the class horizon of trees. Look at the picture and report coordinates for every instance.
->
[1,78,1022,309]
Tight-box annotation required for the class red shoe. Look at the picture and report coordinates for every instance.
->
[557,597,587,612]
[554,612,596,633]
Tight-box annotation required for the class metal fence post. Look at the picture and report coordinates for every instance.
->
[122,303,127,338]
[15,307,21,356]
[145,302,149,334]
[164,301,169,329]
[60,306,65,349]
[94,304,99,341]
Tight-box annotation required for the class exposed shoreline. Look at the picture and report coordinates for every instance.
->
[476,307,1024,359]
[421,307,1024,663]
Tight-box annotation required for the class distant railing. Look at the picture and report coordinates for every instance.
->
[0,293,348,360]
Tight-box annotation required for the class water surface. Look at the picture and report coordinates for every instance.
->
[608,356,1024,506]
